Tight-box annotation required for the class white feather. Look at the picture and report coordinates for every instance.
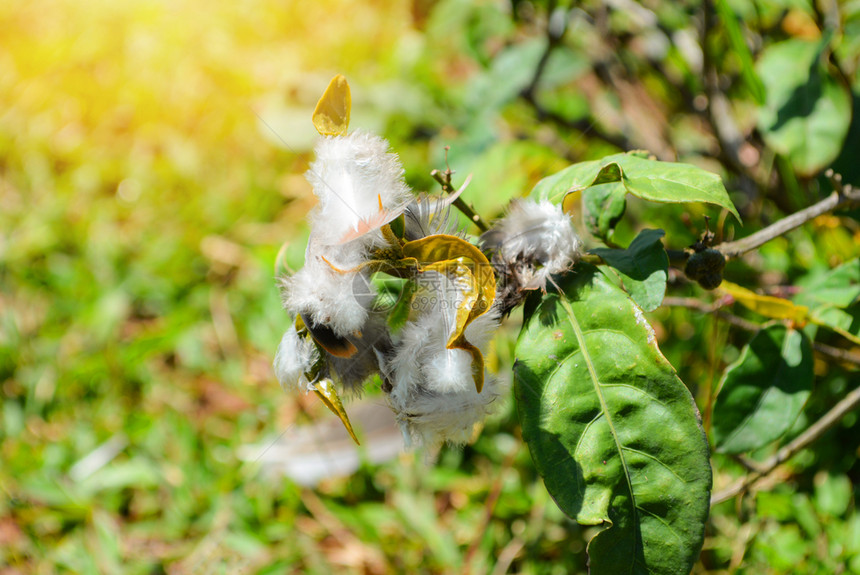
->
[482,199,582,288]
[402,194,462,240]
[306,131,412,246]
[281,251,370,337]
[385,270,503,448]
[274,324,319,392]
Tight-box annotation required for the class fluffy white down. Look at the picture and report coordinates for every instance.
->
[483,199,582,285]
[274,324,319,392]
[387,290,502,448]
[394,376,503,448]
[282,252,370,337]
[306,131,412,246]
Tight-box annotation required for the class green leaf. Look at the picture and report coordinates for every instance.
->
[795,258,860,309]
[514,264,712,575]
[757,37,852,176]
[711,324,814,454]
[794,259,860,344]
[808,304,860,345]
[532,153,740,221]
[814,473,853,518]
[591,229,669,312]
[580,183,628,242]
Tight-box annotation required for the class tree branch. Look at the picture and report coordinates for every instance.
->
[711,383,860,505]
[716,175,860,260]
[813,342,860,367]
[519,3,633,153]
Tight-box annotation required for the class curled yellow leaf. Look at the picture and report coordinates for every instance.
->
[402,234,496,325]
[403,234,496,393]
[312,74,351,136]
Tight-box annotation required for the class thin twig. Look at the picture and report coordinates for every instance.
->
[430,167,489,233]
[716,178,860,259]
[711,383,860,505]
[522,0,562,100]
[519,3,633,152]
[813,342,860,367]
[701,0,757,182]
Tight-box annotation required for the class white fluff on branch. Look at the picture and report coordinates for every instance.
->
[281,249,370,338]
[481,199,582,289]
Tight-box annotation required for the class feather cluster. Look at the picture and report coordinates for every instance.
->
[275,130,502,449]
[481,199,582,314]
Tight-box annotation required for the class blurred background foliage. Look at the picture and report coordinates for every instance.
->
[1,0,858,573]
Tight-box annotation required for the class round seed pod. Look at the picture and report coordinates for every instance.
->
[684,249,726,290]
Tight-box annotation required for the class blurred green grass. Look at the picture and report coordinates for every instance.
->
[0,1,589,573]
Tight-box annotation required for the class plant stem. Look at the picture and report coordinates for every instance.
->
[519,2,633,152]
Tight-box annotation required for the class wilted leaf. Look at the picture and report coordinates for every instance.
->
[721,281,809,322]
[532,153,740,221]
[422,260,479,348]
[756,37,852,175]
[403,234,496,392]
[312,74,351,136]
[313,379,360,445]
[712,324,814,454]
[514,264,711,575]
[591,229,668,312]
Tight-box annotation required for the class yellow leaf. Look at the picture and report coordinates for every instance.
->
[422,259,479,347]
[561,189,581,215]
[312,74,351,136]
[402,234,496,392]
[312,379,360,445]
[720,281,808,322]
[402,234,496,325]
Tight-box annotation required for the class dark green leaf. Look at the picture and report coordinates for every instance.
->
[757,37,852,175]
[712,324,814,454]
[514,264,712,575]
[532,153,740,221]
[591,229,669,312]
